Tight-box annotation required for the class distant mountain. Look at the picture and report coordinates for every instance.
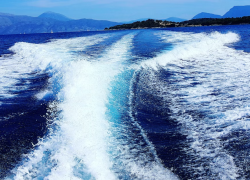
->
[0,12,15,16]
[223,6,250,18]
[0,14,37,28]
[165,17,187,22]
[192,12,222,19]
[0,12,120,35]
[38,11,72,21]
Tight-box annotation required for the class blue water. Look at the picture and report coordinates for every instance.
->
[1,25,250,180]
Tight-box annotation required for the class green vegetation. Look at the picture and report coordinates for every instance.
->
[106,16,250,30]
[182,16,250,26]
[105,19,176,30]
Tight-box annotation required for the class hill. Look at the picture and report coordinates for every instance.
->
[223,6,250,18]
[192,12,222,19]
[38,11,72,21]
[181,16,250,26]
[123,17,186,24]
[0,12,120,35]
[107,16,250,30]
[107,19,176,30]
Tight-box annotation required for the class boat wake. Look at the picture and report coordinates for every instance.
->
[1,29,250,180]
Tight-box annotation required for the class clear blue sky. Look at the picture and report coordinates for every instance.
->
[1,0,250,21]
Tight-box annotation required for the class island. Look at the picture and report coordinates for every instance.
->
[105,16,250,30]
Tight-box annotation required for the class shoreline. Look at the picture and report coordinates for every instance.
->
[107,23,250,31]
[106,17,250,30]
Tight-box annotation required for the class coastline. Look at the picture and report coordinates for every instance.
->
[106,17,250,30]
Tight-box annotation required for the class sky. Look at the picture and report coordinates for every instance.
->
[0,0,250,22]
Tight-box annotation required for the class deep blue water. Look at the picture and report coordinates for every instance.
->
[1,25,250,180]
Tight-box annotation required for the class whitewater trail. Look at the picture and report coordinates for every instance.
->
[4,33,178,180]
[3,34,110,180]
[138,31,250,179]
[4,29,248,180]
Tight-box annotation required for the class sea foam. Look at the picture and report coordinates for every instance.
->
[138,30,250,179]
[6,32,179,180]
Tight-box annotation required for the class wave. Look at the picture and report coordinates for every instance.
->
[4,32,178,180]
[137,30,250,179]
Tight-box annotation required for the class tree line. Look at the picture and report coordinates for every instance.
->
[105,19,175,30]
[106,16,250,30]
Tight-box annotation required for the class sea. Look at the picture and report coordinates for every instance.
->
[1,25,250,180]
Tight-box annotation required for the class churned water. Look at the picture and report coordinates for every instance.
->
[1,25,250,180]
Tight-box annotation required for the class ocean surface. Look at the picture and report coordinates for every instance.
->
[1,25,250,180]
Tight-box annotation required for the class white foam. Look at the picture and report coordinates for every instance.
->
[6,32,180,180]
[54,33,178,180]
[106,69,179,180]
[142,31,239,69]
[0,35,107,101]
[139,30,250,179]
[35,90,53,100]
[4,35,111,180]
[50,37,133,180]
